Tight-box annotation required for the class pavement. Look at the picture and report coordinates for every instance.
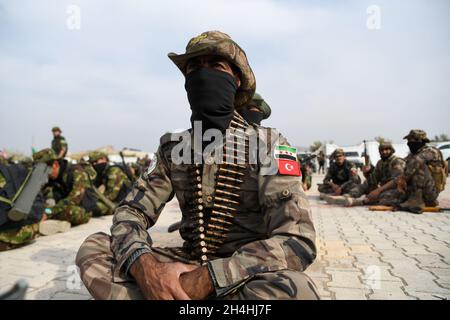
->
[1,174,450,300]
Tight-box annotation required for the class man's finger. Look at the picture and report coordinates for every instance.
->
[172,285,192,300]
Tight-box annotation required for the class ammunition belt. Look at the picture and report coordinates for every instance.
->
[189,112,249,264]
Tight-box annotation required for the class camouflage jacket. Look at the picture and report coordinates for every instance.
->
[110,114,316,295]
[323,160,359,189]
[404,145,444,182]
[0,172,5,189]
[44,161,92,207]
[97,166,132,203]
[368,155,405,189]
[51,136,68,158]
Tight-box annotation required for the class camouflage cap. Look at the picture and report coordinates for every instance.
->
[52,126,62,132]
[33,148,58,164]
[247,92,272,120]
[333,148,345,157]
[168,31,256,108]
[379,142,396,153]
[88,151,108,163]
[403,129,430,143]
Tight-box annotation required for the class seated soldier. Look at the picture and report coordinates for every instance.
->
[0,154,70,251]
[38,148,94,226]
[324,142,406,206]
[76,31,319,301]
[318,148,361,197]
[396,130,448,213]
[88,151,133,213]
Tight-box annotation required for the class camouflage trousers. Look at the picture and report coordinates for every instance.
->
[318,182,359,195]
[76,233,320,300]
[405,165,439,206]
[51,203,91,226]
[347,181,404,206]
[0,223,40,252]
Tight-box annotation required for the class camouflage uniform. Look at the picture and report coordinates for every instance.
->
[51,127,68,159]
[347,145,406,205]
[36,149,93,226]
[318,150,361,195]
[0,223,40,252]
[398,130,447,211]
[0,172,5,189]
[88,151,132,204]
[0,165,41,251]
[76,31,319,301]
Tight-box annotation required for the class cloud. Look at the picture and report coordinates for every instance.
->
[1,0,449,154]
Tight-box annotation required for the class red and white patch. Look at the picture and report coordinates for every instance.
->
[278,159,301,176]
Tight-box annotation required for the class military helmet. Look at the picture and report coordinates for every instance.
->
[247,92,271,120]
[88,151,108,163]
[403,129,430,143]
[52,126,62,133]
[333,148,345,157]
[33,148,58,164]
[168,31,256,108]
[379,142,396,153]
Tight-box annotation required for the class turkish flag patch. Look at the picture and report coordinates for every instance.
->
[278,159,301,176]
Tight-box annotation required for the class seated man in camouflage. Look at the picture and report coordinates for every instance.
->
[0,153,70,251]
[38,149,94,226]
[396,130,448,213]
[318,148,361,197]
[88,151,132,214]
[76,31,319,300]
[325,142,406,206]
[239,92,271,126]
[0,162,43,251]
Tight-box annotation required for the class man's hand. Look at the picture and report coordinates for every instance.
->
[180,265,214,300]
[367,189,381,201]
[396,176,407,194]
[362,165,373,178]
[331,184,342,196]
[130,253,197,300]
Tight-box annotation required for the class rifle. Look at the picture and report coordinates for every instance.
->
[369,205,450,213]
[168,220,182,233]
[0,280,28,300]
[119,151,136,183]
[92,185,117,213]
[363,140,370,167]
[82,164,118,213]
[300,154,317,165]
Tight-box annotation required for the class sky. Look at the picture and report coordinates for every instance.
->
[0,0,449,154]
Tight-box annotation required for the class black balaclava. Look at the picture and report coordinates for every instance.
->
[185,68,238,132]
[239,108,264,125]
[407,141,425,154]
[93,163,107,176]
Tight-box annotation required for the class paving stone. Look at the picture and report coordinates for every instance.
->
[329,287,369,300]
[2,174,450,300]
[327,270,365,289]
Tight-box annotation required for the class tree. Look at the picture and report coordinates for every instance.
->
[432,134,449,142]
[309,141,323,152]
